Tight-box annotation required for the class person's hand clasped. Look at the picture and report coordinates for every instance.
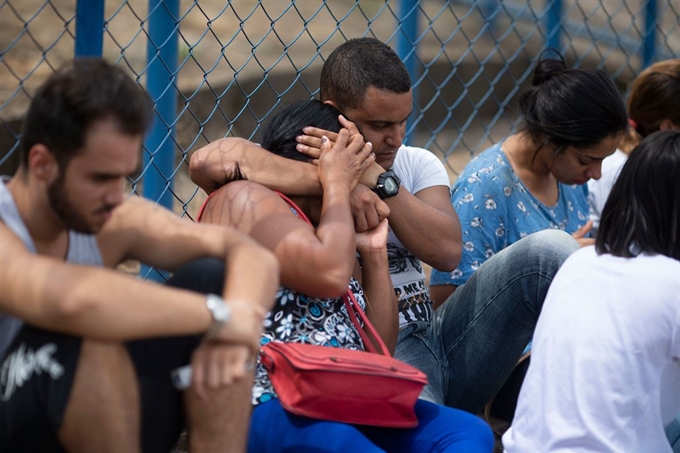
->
[317,128,375,193]
[355,218,390,254]
[350,185,390,232]
[572,219,595,247]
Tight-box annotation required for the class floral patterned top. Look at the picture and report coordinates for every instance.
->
[251,202,368,406]
[430,142,589,287]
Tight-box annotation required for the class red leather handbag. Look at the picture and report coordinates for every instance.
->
[260,290,428,428]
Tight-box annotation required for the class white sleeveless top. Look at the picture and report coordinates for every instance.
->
[0,176,103,356]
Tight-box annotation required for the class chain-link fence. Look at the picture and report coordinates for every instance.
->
[1,0,678,219]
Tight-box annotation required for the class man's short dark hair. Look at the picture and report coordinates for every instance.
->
[20,58,153,169]
[320,37,412,111]
[596,130,680,260]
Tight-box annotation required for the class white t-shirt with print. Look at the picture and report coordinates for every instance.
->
[503,247,680,453]
[389,145,451,328]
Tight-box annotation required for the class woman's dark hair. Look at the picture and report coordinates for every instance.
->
[20,58,152,170]
[620,59,680,153]
[260,100,343,161]
[519,52,627,154]
[596,130,680,260]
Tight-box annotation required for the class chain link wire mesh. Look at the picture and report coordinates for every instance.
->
[1,0,679,222]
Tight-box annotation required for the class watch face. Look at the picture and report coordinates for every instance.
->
[384,177,398,193]
[213,303,231,322]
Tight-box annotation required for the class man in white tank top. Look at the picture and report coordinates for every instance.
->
[0,59,279,452]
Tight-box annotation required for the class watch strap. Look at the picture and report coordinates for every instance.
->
[205,294,231,340]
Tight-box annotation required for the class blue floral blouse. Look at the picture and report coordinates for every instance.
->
[430,142,589,287]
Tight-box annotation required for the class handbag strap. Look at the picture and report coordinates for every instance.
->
[275,191,390,357]
[342,291,390,356]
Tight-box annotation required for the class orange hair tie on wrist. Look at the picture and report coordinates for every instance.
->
[628,118,638,130]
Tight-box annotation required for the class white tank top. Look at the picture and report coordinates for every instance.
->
[0,176,103,356]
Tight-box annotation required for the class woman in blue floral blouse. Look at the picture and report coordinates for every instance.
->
[430,53,628,306]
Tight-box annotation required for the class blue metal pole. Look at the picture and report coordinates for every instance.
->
[143,0,179,209]
[643,0,658,68]
[545,0,563,52]
[142,0,179,280]
[396,0,419,145]
[481,0,498,37]
[75,0,105,57]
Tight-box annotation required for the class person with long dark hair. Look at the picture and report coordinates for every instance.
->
[429,53,628,306]
[504,130,680,452]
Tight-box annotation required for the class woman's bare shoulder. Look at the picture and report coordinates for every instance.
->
[201,180,297,231]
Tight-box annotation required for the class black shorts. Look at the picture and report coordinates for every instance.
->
[0,257,226,453]
[0,326,202,453]
[0,326,81,452]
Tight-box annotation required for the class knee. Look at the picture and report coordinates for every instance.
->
[468,418,495,451]
[520,229,579,270]
[452,417,495,451]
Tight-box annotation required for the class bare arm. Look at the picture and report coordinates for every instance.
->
[189,137,321,195]
[354,219,398,354]
[351,163,462,272]
[296,121,462,272]
[97,196,279,314]
[200,130,374,298]
[0,222,270,349]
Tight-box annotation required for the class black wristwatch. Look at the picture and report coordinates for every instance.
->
[372,170,401,199]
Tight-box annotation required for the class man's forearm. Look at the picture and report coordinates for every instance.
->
[190,138,321,195]
[1,254,215,341]
[385,188,462,272]
[358,164,462,272]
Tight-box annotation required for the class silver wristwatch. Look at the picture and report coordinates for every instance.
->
[204,294,231,340]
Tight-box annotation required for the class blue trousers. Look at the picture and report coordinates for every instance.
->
[248,399,493,453]
[396,229,580,414]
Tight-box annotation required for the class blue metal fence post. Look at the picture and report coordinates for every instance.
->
[643,0,658,68]
[144,0,179,209]
[142,0,179,280]
[396,0,419,145]
[480,0,498,37]
[545,0,563,52]
[75,0,105,57]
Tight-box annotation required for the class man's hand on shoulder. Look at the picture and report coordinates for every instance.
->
[189,138,249,194]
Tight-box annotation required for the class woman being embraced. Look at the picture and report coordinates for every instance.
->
[198,100,493,453]
[429,52,627,305]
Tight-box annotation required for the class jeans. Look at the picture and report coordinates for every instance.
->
[248,398,494,452]
[395,229,579,414]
